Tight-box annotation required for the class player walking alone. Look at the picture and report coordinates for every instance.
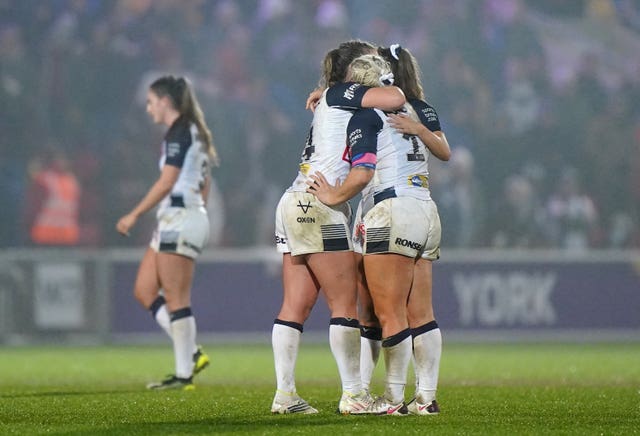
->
[116,75,219,390]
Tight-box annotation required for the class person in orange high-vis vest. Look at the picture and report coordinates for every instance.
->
[28,151,81,245]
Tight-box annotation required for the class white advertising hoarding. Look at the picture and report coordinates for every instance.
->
[34,262,85,329]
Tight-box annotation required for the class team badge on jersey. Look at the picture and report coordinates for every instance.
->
[408,174,429,189]
[299,163,310,175]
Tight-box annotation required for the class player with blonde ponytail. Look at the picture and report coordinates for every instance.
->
[307,50,450,415]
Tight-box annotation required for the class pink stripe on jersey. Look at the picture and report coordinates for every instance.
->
[351,152,377,169]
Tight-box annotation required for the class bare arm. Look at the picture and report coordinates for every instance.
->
[388,113,451,161]
[361,86,405,111]
[306,85,406,113]
[116,165,180,236]
[306,168,374,206]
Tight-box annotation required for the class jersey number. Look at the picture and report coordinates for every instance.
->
[301,126,351,163]
[404,134,425,161]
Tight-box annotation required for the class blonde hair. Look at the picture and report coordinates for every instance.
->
[346,54,392,88]
[319,40,376,88]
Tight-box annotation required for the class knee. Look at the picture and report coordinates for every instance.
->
[298,304,313,321]
[133,287,155,308]
[279,302,313,325]
[407,305,434,327]
[407,314,435,329]
[374,303,406,325]
[327,299,357,318]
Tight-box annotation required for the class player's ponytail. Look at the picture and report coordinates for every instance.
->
[179,79,220,167]
[378,45,424,101]
[320,48,338,88]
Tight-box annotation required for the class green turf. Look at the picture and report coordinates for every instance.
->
[0,342,638,435]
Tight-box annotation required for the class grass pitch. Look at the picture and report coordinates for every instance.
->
[0,342,638,435]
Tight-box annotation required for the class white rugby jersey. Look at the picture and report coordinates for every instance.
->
[288,83,373,192]
[347,99,442,210]
[158,116,209,211]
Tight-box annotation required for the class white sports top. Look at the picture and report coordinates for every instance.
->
[158,117,209,212]
[287,82,372,193]
[347,99,442,213]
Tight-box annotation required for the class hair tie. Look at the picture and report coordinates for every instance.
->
[390,43,402,60]
[379,72,394,86]
[175,77,187,90]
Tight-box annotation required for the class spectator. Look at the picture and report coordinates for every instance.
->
[486,174,547,248]
[24,147,81,246]
[546,167,599,250]
[437,147,485,247]
[0,0,638,249]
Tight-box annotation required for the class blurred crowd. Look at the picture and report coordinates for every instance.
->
[1,0,639,250]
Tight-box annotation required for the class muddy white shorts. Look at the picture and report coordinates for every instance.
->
[275,191,353,256]
[352,200,365,255]
[151,206,209,259]
[360,196,441,260]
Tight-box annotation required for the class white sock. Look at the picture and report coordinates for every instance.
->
[156,303,198,355]
[272,321,302,394]
[413,327,442,403]
[360,336,381,391]
[154,304,173,338]
[382,331,412,404]
[170,310,197,379]
[329,321,362,394]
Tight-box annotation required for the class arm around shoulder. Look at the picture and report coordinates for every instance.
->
[361,86,405,111]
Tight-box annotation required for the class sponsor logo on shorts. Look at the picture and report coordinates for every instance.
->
[275,235,287,245]
[297,217,316,223]
[395,237,422,250]
[297,200,312,214]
